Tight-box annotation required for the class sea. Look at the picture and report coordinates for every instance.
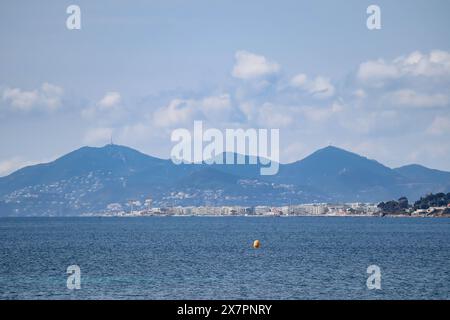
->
[0,216,449,300]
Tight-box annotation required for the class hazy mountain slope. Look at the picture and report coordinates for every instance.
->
[393,164,450,200]
[274,146,408,202]
[395,164,450,184]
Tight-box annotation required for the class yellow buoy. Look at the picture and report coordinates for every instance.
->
[253,240,260,249]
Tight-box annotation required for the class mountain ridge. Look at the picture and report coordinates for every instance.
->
[0,144,449,216]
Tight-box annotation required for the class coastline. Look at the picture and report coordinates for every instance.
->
[1,214,447,218]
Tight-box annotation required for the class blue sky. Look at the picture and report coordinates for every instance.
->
[1,0,450,175]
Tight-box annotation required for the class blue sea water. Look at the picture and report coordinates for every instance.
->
[0,216,449,300]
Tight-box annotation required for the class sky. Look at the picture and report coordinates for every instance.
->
[1,0,450,175]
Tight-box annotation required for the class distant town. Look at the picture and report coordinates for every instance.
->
[92,202,380,217]
[88,193,450,218]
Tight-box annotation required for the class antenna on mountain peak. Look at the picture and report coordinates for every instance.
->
[110,133,114,145]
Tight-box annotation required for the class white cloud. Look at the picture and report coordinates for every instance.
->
[120,123,153,142]
[290,74,308,87]
[427,116,450,135]
[82,91,124,121]
[98,91,121,109]
[153,98,199,128]
[237,101,257,122]
[290,74,335,99]
[41,83,64,109]
[340,112,377,134]
[302,102,342,122]
[2,88,39,110]
[232,50,280,80]
[245,100,344,129]
[153,94,233,128]
[257,103,295,127]
[199,94,232,121]
[353,89,367,99]
[2,82,63,111]
[357,50,450,85]
[83,127,113,145]
[357,59,399,85]
[387,89,449,108]
[396,50,450,77]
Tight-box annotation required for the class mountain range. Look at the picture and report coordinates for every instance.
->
[0,144,449,216]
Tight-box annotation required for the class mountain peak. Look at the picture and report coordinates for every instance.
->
[279,144,402,198]
[86,143,139,153]
[396,164,428,170]
[320,145,345,152]
[304,145,370,163]
[66,144,165,162]
[394,163,450,185]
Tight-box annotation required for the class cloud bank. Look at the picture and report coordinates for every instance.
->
[2,50,450,173]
